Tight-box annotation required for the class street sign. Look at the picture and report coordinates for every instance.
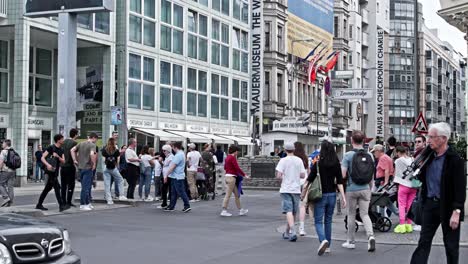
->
[332,89,373,99]
[412,112,429,134]
[25,0,114,17]
[332,70,354,79]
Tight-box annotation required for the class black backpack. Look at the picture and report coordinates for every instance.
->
[5,149,21,170]
[350,149,374,185]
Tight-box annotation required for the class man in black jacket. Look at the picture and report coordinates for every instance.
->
[411,122,466,264]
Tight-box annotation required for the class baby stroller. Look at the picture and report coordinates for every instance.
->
[344,182,396,233]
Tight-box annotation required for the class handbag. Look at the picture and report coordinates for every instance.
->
[307,162,322,202]
[407,190,423,225]
[44,155,57,173]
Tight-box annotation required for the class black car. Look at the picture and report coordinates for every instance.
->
[0,213,80,264]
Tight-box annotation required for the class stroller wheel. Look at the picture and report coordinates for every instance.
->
[376,217,392,232]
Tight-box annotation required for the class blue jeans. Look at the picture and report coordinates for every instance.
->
[80,169,93,205]
[35,163,44,181]
[103,168,125,201]
[169,179,190,209]
[313,192,337,245]
[138,167,152,199]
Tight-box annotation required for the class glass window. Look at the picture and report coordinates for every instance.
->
[172,90,183,114]
[221,76,228,96]
[173,30,183,54]
[36,48,52,76]
[221,98,229,119]
[212,19,220,40]
[130,0,142,13]
[35,78,52,107]
[221,24,229,44]
[241,52,248,73]
[128,81,141,109]
[187,92,197,116]
[160,61,171,85]
[222,0,229,15]
[232,28,240,48]
[211,43,220,65]
[211,97,219,118]
[241,3,249,23]
[241,102,247,122]
[198,38,208,61]
[233,0,240,20]
[143,84,155,110]
[199,0,208,6]
[199,71,207,92]
[198,94,207,117]
[232,101,239,121]
[188,35,197,58]
[232,50,240,70]
[144,20,155,47]
[0,72,7,103]
[199,15,208,37]
[144,0,155,18]
[221,46,229,67]
[129,15,142,43]
[174,4,183,28]
[241,31,248,50]
[213,0,220,11]
[160,87,171,112]
[232,79,240,98]
[188,10,197,33]
[78,14,93,30]
[129,54,141,79]
[28,76,33,104]
[173,64,183,87]
[161,0,171,23]
[95,12,110,34]
[188,68,197,90]
[160,26,171,51]
[241,81,248,100]
[211,74,219,94]
[143,57,154,82]
[29,47,34,73]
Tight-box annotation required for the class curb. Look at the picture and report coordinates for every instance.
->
[73,198,144,207]
[0,208,45,217]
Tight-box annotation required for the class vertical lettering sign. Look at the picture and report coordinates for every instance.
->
[376,29,385,137]
[250,0,263,117]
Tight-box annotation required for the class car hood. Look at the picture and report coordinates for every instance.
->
[0,213,63,237]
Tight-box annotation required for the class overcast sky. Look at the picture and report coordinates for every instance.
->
[419,0,467,56]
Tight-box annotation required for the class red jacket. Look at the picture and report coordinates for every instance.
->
[224,155,245,177]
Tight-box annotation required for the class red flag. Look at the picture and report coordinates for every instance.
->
[310,64,318,83]
[325,52,340,72]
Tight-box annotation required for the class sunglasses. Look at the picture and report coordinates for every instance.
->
[415,140,423,143]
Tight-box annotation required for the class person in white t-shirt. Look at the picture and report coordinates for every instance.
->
[186,143,201,201]
[276,142,307,242]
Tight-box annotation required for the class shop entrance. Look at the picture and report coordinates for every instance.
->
[27,139,39,182]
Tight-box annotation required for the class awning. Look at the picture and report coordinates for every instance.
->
[166,130,212,143]
[131,128,182,142]
[194,133,234,144]
[219,135,253,145]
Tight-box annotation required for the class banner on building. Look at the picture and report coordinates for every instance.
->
[376,29,385,137]
[250,0,263,117]
[111,106,123,125]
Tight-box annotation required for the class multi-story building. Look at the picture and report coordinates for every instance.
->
[0,0,253,185]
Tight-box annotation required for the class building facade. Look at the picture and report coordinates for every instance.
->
[0,0,253,185]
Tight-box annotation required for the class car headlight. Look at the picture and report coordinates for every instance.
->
[0,243,12,264]
[62,230,72,255]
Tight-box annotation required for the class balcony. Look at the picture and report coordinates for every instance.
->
[362,32,369,47]
[361,9,369,25]
[362,59,369,69]
[0,0,6,18]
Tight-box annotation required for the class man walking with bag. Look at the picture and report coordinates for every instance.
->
[0,139,19,207]
[341,130,376,252]
[411,122,466,264]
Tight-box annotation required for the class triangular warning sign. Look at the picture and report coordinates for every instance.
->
[412,112,428,134]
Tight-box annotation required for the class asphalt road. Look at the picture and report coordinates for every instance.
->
[43,191,467,264]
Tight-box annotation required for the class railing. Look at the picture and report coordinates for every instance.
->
[0,0,6,18]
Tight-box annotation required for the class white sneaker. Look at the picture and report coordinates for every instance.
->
[368,236,376,252]
[118,196,128,201]
[154,197,161,201]
[325,248,331,254]
[318,240,329,256]
[239,208,248,216]
[145,197,154,202]
[342,241,356,249]
[107,200,114,205]
[80,205,92,211]
[220,210,232,217]
[413,225,422,232]
[189,199,198,203]
[299,227,307,236]
[89,204,95,209]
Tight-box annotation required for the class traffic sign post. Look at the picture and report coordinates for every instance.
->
[412,112,429,134]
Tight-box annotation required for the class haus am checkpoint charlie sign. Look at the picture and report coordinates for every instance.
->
[25,0,114,17]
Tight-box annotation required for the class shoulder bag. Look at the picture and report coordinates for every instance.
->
[307,161,322,202]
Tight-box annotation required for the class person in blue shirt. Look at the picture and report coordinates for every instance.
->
[164,142,191,213]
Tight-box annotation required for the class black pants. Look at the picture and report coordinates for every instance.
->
[60,166,76,205]
[126,164,139,199]
[411,199,461,264]
[161,177,171,207]
[38,171,63,207]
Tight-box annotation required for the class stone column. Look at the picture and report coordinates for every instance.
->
[101,46,115,144]
[12,20,30,186]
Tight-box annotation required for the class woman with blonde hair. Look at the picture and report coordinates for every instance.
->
[101,137,127,204]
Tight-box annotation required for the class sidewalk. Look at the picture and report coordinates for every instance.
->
[13,180,106,197]
[277,213,468,247]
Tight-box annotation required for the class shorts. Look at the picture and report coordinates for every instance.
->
[281,193,300,215]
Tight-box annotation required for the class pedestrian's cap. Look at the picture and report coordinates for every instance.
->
[162,145,172,152]
[370,144,384,153]
[284,142,295,151]
[188,143,196,149]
